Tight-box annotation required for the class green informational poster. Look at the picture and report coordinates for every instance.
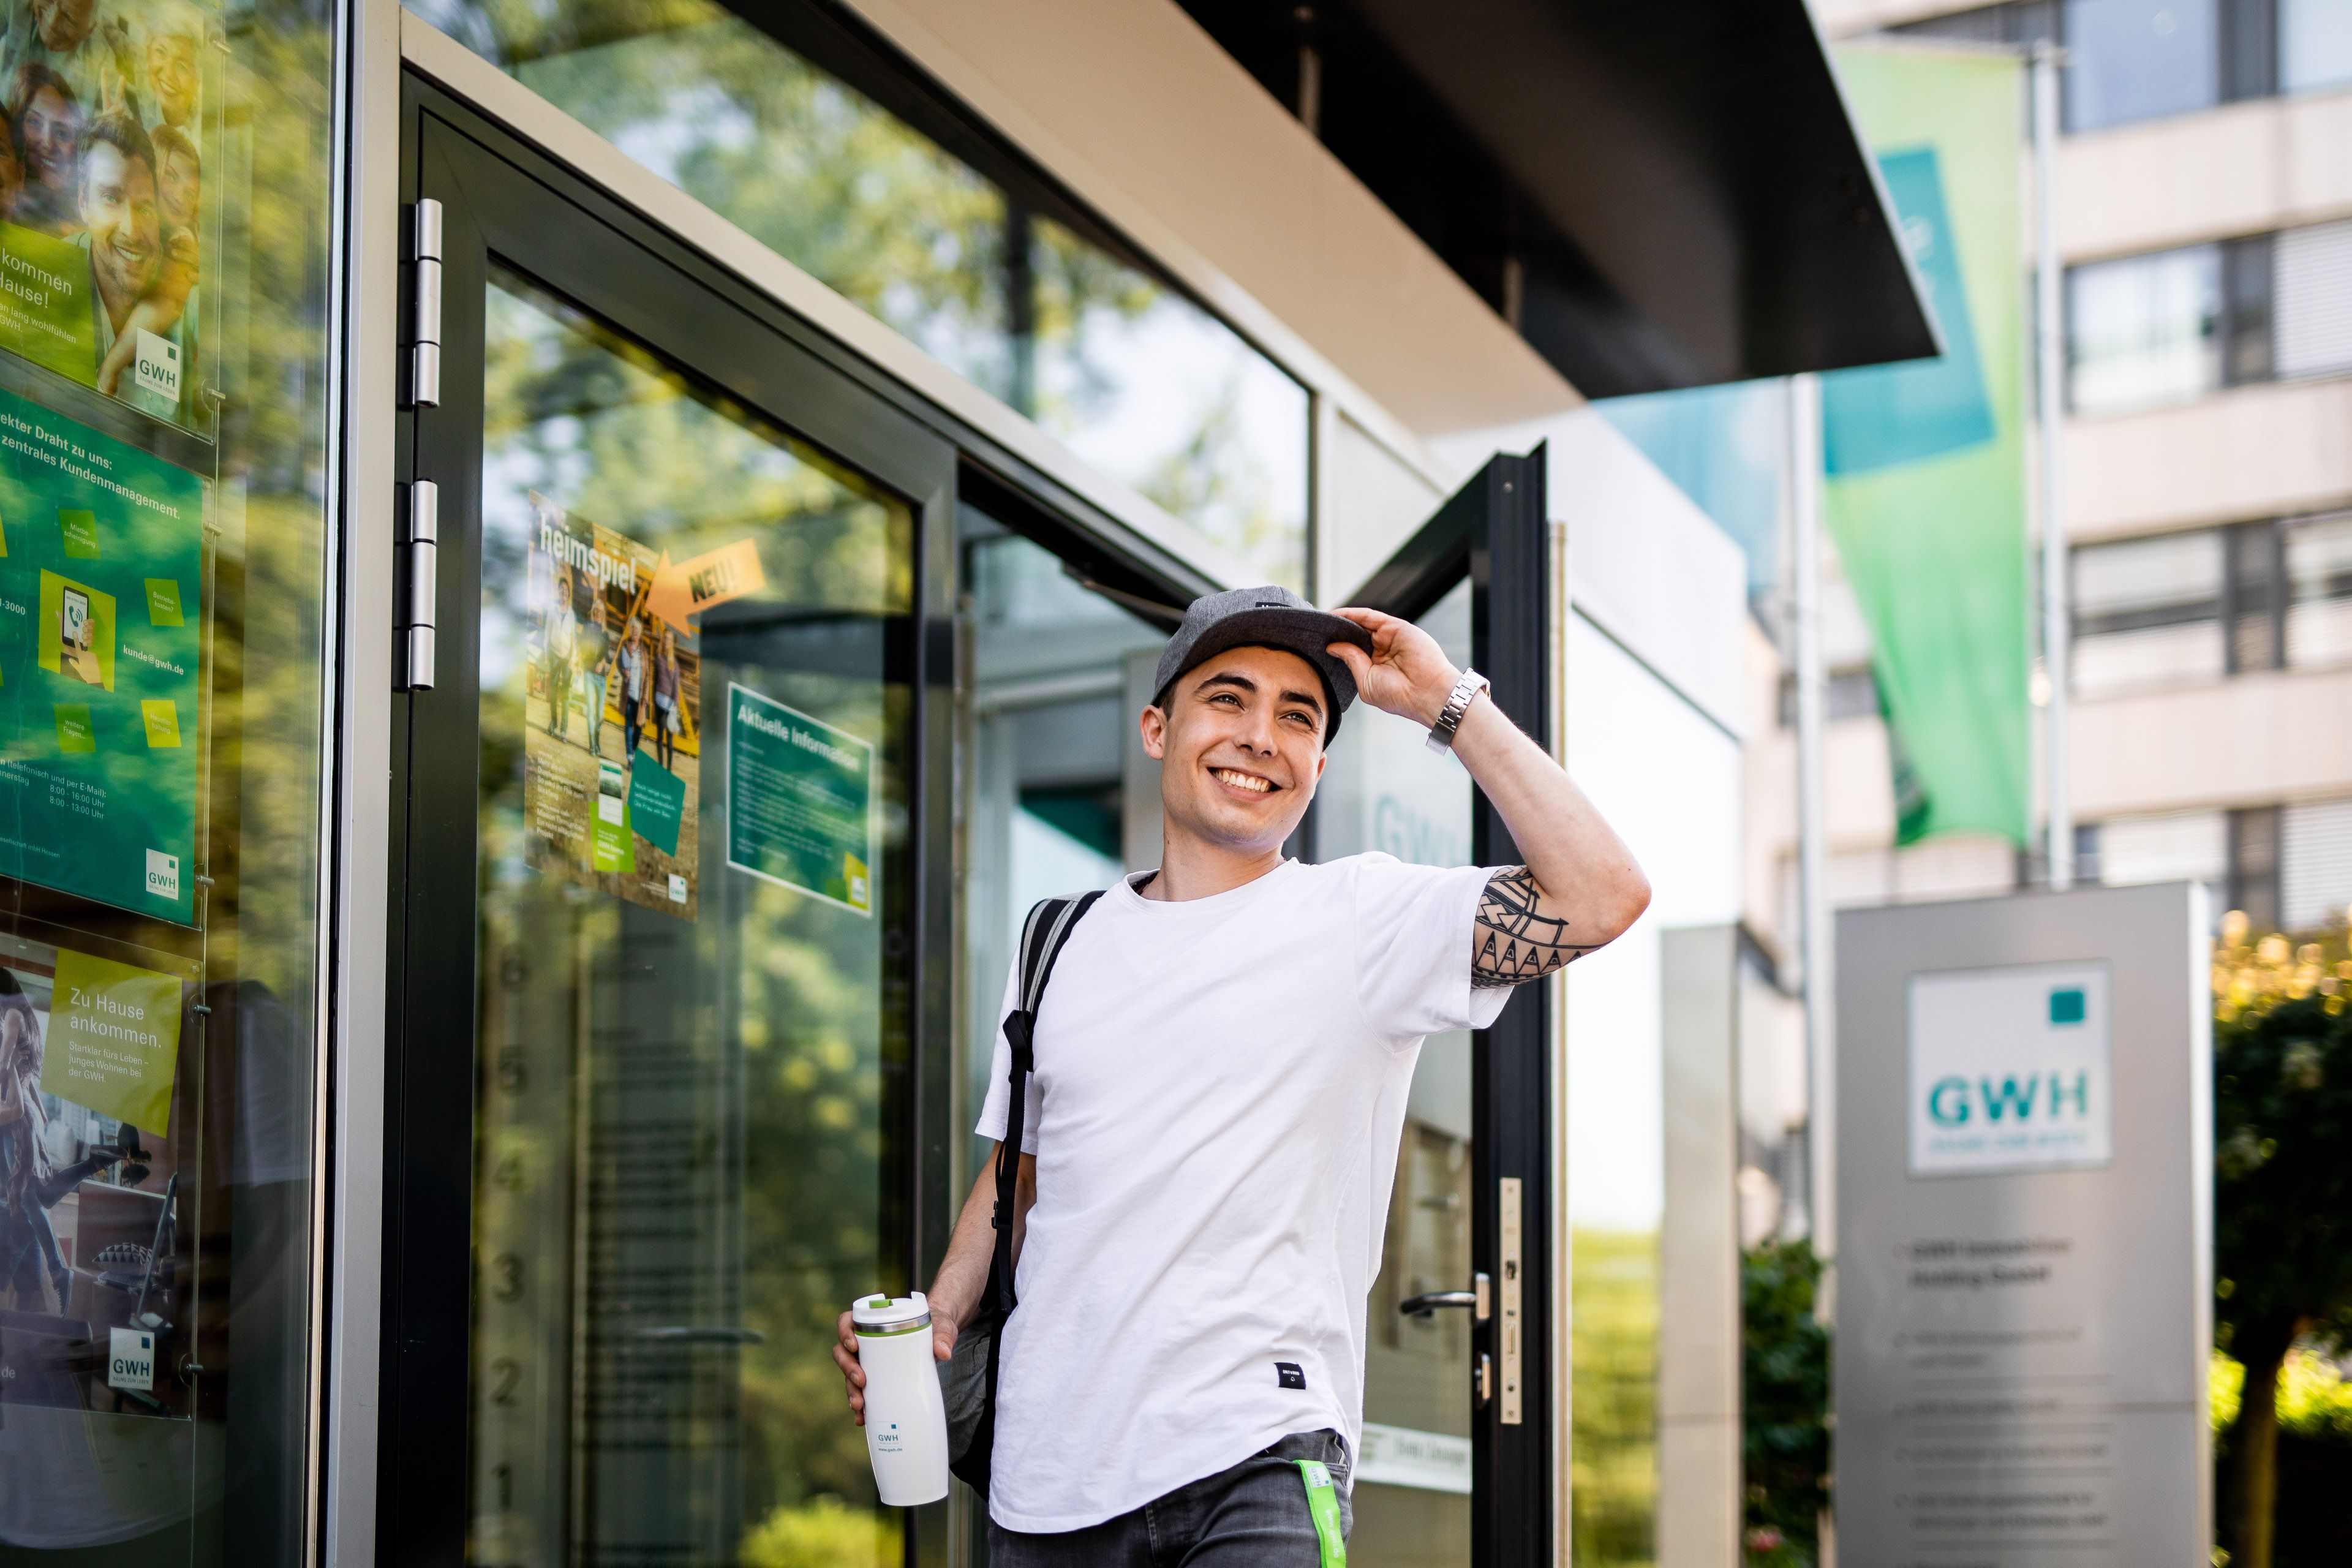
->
[0,224,99,385]
[38,946,185,1133]
[0,386,206,921]
[629,753,687,858]
[725,683,873,916]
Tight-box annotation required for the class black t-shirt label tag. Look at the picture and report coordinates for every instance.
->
[1275,1362,1306,1390]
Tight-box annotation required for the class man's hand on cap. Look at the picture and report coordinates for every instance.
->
[1327,607,1462,728]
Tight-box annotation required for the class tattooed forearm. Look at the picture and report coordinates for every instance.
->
[1472,866,1600,987]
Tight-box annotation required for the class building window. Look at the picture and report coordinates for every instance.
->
[2065,236,2278,413]
[1776,666,1882,727]
[2067,244,2223,413]
[2074,513,2352,693]
[1891,2,2060,53]
[2087,801,2352,931]
[1895,0,2345,130]
[2273,219,2352,380]
[2067,0,2223,130]
[410,0,1313,588]
[2229,805,2284,929]
[2286,510,2352,665]
[2281,798,2352,929]
[2224,519,2288,671]
[2065,221,2348,414]
[2070,529,2225,695]
[2280,0,2352,92]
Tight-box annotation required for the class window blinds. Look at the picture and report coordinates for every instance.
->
[2274,219,2352,381]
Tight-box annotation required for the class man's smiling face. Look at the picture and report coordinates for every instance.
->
[81,141,160,318]
[1143,644,1327,858]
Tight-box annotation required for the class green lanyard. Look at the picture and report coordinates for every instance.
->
[1295,1460,1347,1567]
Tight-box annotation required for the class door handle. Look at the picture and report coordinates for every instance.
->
[1398,1271,1491,1322]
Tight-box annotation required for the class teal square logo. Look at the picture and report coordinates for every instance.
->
[2049,987,2087,1026]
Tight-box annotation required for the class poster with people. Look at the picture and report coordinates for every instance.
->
[522,493,702,920]
[0,927,195,1421]
[0,0,213,435]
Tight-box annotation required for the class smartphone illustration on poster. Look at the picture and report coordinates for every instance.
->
[61,586,104,687]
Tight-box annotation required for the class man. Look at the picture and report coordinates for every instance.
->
[543,562,578,742]
[834,585,1650,1560]
[74,111,191,422]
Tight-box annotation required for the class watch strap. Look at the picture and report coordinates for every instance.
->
[1425,668,1490,755]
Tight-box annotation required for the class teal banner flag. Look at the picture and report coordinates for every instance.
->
[1822,46,2031,847]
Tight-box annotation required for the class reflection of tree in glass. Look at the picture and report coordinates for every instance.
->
[474,270,913,1562]
[412,0,1308,586]
[1134,377,1287,583]
[482,274,910,616]
[209,0,341,1009]
[420,0,1011,393]
[1030,213,1308,588]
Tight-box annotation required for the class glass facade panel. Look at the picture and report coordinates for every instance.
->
[958,522,1161,1186]
[0,0,334,1558]
[468,267,915,1567]
[409,0,1311,587]
[2065,244,2222,414]
[2064,0,2220,131]
[1029,217,1309,590]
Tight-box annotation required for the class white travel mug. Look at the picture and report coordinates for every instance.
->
[852,1291,949,1506]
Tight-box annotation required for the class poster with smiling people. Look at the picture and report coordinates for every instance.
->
[0,0,212,437]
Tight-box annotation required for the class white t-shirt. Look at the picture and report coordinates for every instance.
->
[974,853,1510,1532]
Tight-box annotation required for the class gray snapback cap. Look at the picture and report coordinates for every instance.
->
[1152,585,1374,741]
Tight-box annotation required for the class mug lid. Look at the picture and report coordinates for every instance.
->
[851,1291,930,1334]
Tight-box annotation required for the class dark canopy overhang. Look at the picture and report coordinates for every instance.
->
[1180,0,1940,397]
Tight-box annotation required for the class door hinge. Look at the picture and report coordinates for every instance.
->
[408,198,443,407]
[398,480,438,690]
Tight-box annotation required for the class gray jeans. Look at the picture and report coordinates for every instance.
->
[987,1429,1351,1566]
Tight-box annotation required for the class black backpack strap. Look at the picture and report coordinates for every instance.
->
[990,888,1104,1314]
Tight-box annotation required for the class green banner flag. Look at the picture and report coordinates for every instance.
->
[1822,46,2031,847]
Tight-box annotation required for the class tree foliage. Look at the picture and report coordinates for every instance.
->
[2212,919,2352,1367]
[2211,913,2352,1568]
[1741,1239,1830,1568]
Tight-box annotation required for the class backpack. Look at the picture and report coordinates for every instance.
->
[941,889,1104,1498]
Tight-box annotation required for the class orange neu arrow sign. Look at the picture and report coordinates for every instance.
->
[646,539,765,633]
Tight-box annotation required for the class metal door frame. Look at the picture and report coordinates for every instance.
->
[382,75,965,1567]
[1349,448,1555,1567]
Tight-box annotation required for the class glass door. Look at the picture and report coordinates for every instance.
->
[383,81,956,1568]
[1332,452,1555,1567]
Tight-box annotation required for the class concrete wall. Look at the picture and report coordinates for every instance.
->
[1660,925,1744,1568]
[2057,88,2352,262]
[2066,378,2352,539]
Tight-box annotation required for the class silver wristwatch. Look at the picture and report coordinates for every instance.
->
[1425,668,1491,755]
